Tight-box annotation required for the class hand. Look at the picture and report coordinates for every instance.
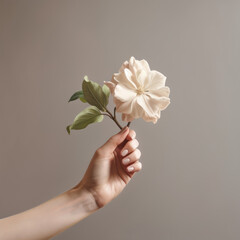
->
[0,127,142,240]
[77,127,142,208]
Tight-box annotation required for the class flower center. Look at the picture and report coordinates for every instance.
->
[136,85,145,95]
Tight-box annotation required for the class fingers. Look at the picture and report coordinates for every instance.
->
[126,161,142,173]
[122,149,141,165]
[126,129,136,141]
[121,138,139,157]
[120,130,142,174]
[100,127,129,153]
[122,149,142,174]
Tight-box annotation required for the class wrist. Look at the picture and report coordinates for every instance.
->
[72,181,106,209]
[69,183,100,212]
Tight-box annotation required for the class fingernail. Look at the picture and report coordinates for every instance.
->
[130,131,136,140]
[121,149,128,157]
[122,158,130,165]
[127,166,134,172]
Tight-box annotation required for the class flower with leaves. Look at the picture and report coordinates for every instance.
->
[66,57,170,133]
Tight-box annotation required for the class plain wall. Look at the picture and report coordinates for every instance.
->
[1,0,240,239]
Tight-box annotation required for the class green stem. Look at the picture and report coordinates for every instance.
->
[105,108,123,130]
[101,113,112,118]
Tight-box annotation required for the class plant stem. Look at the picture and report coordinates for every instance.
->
[101,113,112,118]
[105,108,123,130]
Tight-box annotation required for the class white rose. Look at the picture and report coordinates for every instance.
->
[104,56,170,124]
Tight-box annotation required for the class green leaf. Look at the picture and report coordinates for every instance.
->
[66,125,71,135]
[66,106,104,134]
[82,76,109,111]
[68,90,87,103]
[102,84,110,106]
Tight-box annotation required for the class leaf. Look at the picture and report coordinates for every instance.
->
[66,125,71,135]
[102,84,110,106]
[82,76,109,111]
[66,106,104,134]
[68,90,87,103]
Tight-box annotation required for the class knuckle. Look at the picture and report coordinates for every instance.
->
[128,139,137,150]
[95,148,104,157]
[109,136,115,142]
[129,130,136,139]
[134,162,142,172]
[132,149,140,159]
[107,136,116,145]
[124,141,131,150]
[135,149,141,158]
[134,162,142,171]
[132,139,139,148]
[138,162,142,170]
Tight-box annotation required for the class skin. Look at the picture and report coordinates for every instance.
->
[0,127,142,240]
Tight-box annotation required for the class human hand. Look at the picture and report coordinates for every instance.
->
[0,127,141,240]
[77,127,142,208]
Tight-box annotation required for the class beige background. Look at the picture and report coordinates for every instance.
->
[1,0,240,239]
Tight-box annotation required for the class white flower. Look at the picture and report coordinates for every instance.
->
[104,56,170,123]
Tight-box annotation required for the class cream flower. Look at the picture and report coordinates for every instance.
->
[104,56,170,123]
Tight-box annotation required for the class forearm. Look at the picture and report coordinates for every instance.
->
[0,186,98,240]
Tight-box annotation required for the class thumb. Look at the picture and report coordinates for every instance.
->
[101,127,129,152]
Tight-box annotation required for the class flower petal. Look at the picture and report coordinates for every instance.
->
[115,68,137,90]
[134,59,147,72]
[114,83,137,102]
[122,113,135,122]
[111,74,120,85]
[145,92,171,111]
[137,70,148,87]
[143,114,159,123]
[128,57,141,87]
[136,95,159,123]
[145,70,166,90]
[115,97,143,122]
[148,86,170,98]
[115,97,136,114]
[119,60,129,73]
[104,81,116,94]
[129,56,136,66]
[140,59,151,72]
[157,97,170,111]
